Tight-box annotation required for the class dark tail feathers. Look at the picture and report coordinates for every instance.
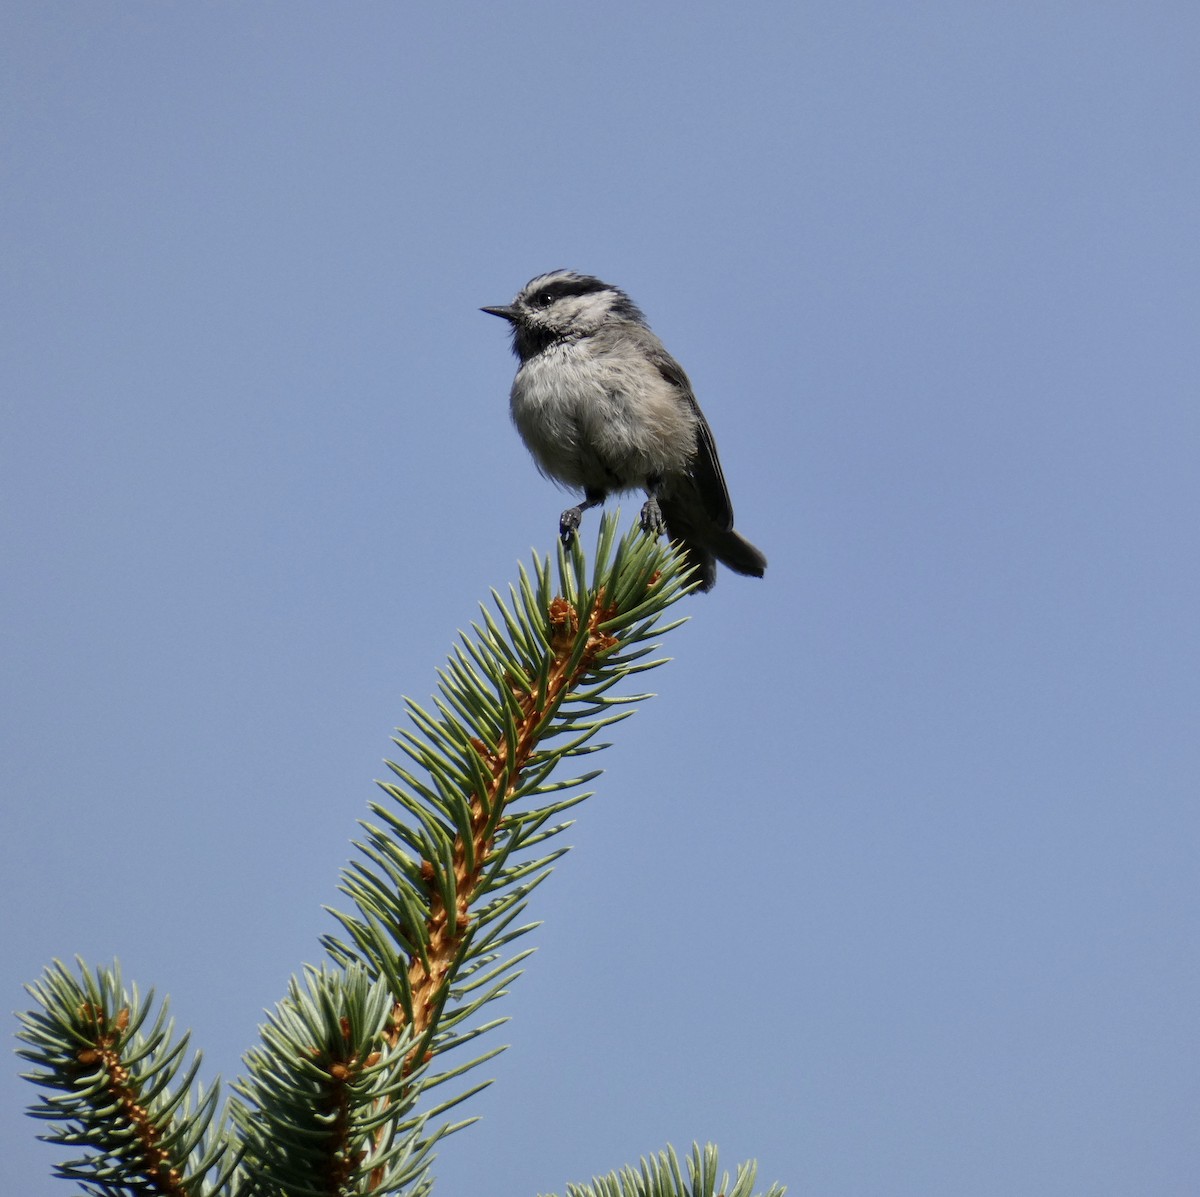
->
[661,505,767,593]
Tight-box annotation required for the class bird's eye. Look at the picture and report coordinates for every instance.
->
[534,292,553,308]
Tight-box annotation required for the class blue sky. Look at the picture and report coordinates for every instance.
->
[3,4,1198,1194]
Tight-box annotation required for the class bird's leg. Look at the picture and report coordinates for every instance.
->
[640,475,666,537]
[560,488,606,544]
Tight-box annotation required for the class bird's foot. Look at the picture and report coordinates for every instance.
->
[640,496,665,537]
[559,505,583,545]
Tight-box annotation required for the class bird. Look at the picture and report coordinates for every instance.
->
[481,270,766,592]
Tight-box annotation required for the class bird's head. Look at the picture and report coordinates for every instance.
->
[482,270,645,359]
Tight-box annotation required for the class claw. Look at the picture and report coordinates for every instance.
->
[559,505,583,544]
[640,497,665,537]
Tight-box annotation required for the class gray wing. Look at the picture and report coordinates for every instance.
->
[650,351,735,532]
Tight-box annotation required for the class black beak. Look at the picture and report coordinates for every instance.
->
[480,304,518,322]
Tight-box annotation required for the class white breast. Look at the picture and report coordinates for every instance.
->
[510,340,697,493]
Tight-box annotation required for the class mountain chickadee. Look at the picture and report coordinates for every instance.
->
[482,270,767,591]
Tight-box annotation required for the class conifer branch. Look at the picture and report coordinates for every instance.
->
[550,1143,785,1197]
[322,515,694,1156]
[16,958,230,1195]
[16,517,783,1197]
